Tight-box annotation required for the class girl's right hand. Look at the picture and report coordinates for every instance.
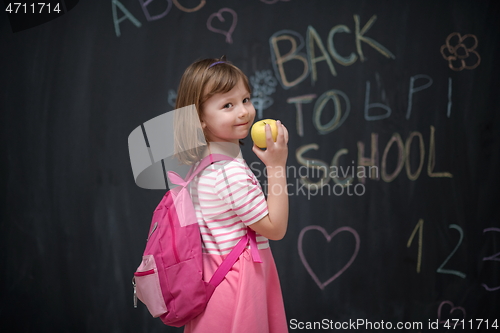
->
[252,120,289,168]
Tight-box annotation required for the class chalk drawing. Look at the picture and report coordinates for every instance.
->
[437,224,466,279]
[269,29,309,89]
[168,89,177,108]
[357,127,451,182]
[481,227,500,291]
[353,14,395,62]
[313,89,350,134]
[207,8,237,44]
[440,33,481,71]
[438,301,466,326]
[381,133,404,182]
[447,77,452,118]
[173,0,205,12]
[260,0,290,4]
[328,24,357,66]
[250,70,278,119]
[331,149,353,186]
[428,125,453,178]
[405,131,425,181]
[138,0,172,21]
[307,25,337,84]
[407,219,424,273]
[406,74,433,120]
[298,225,360,290]
[112,0,142,37]
[269,16,395,88]
[287,94,316,137]
[364,80,391,121]
[357,133,379,182]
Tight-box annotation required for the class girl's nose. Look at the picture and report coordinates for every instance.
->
[238,104,249,117]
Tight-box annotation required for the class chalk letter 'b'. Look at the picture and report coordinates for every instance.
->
[139,0,173,21]
[270,30,309,89]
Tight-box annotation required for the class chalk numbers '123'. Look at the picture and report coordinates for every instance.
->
[482,227,500,291]
[408,221,500,291]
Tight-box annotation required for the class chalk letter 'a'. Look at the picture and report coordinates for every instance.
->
[307,26,337,84]
[112,0,142,37]
[354,15,395,62]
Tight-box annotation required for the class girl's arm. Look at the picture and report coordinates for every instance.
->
[250,120,289,240]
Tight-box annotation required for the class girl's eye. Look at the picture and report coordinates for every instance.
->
[223,103,233,109]
[243,98,250,103]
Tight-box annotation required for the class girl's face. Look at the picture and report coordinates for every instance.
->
[200,79,255,145]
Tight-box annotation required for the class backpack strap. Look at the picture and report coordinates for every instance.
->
[168,154,234,187]
[208,228,262,289]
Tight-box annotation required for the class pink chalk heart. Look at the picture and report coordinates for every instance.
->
[298,226,360,290]
[206,8,238,44]
[438,301,466,326]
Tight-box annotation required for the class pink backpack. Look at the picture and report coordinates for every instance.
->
[132,154,262,327]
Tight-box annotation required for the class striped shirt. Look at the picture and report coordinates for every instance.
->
[190,158,269,255]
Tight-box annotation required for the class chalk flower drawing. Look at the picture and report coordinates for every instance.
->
[440,32,481,71]
[250,70,278,119]
[168,89,177,108]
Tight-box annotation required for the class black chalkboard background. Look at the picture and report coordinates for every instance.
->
[1,1,499,332]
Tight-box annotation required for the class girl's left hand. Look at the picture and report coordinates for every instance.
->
[252,120,288,168]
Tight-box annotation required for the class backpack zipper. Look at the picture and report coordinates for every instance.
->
[147,221,158,241]
[132,277,137,308]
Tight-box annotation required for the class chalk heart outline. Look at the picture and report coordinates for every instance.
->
[298,226,360,290]
[438,301,466,325]
[206,8,237,44]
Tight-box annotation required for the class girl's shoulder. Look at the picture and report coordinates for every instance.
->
[210,157,250,176]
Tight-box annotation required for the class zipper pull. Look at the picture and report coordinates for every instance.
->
[132,277,137,308]
[147,222,158,241]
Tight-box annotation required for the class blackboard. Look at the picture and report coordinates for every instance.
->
[1,0,499,332]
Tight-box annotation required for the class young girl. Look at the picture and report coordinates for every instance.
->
[174,57,289,333]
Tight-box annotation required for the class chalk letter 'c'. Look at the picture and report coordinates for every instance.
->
[328,25,357,66]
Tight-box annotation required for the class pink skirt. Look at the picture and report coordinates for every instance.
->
[184,247,288,333]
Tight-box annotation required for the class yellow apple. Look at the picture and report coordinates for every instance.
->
[251,119,278,148]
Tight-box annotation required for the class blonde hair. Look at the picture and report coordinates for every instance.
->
[174,58,251,165]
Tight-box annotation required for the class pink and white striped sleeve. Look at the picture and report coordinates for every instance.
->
[214,161,268,226]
